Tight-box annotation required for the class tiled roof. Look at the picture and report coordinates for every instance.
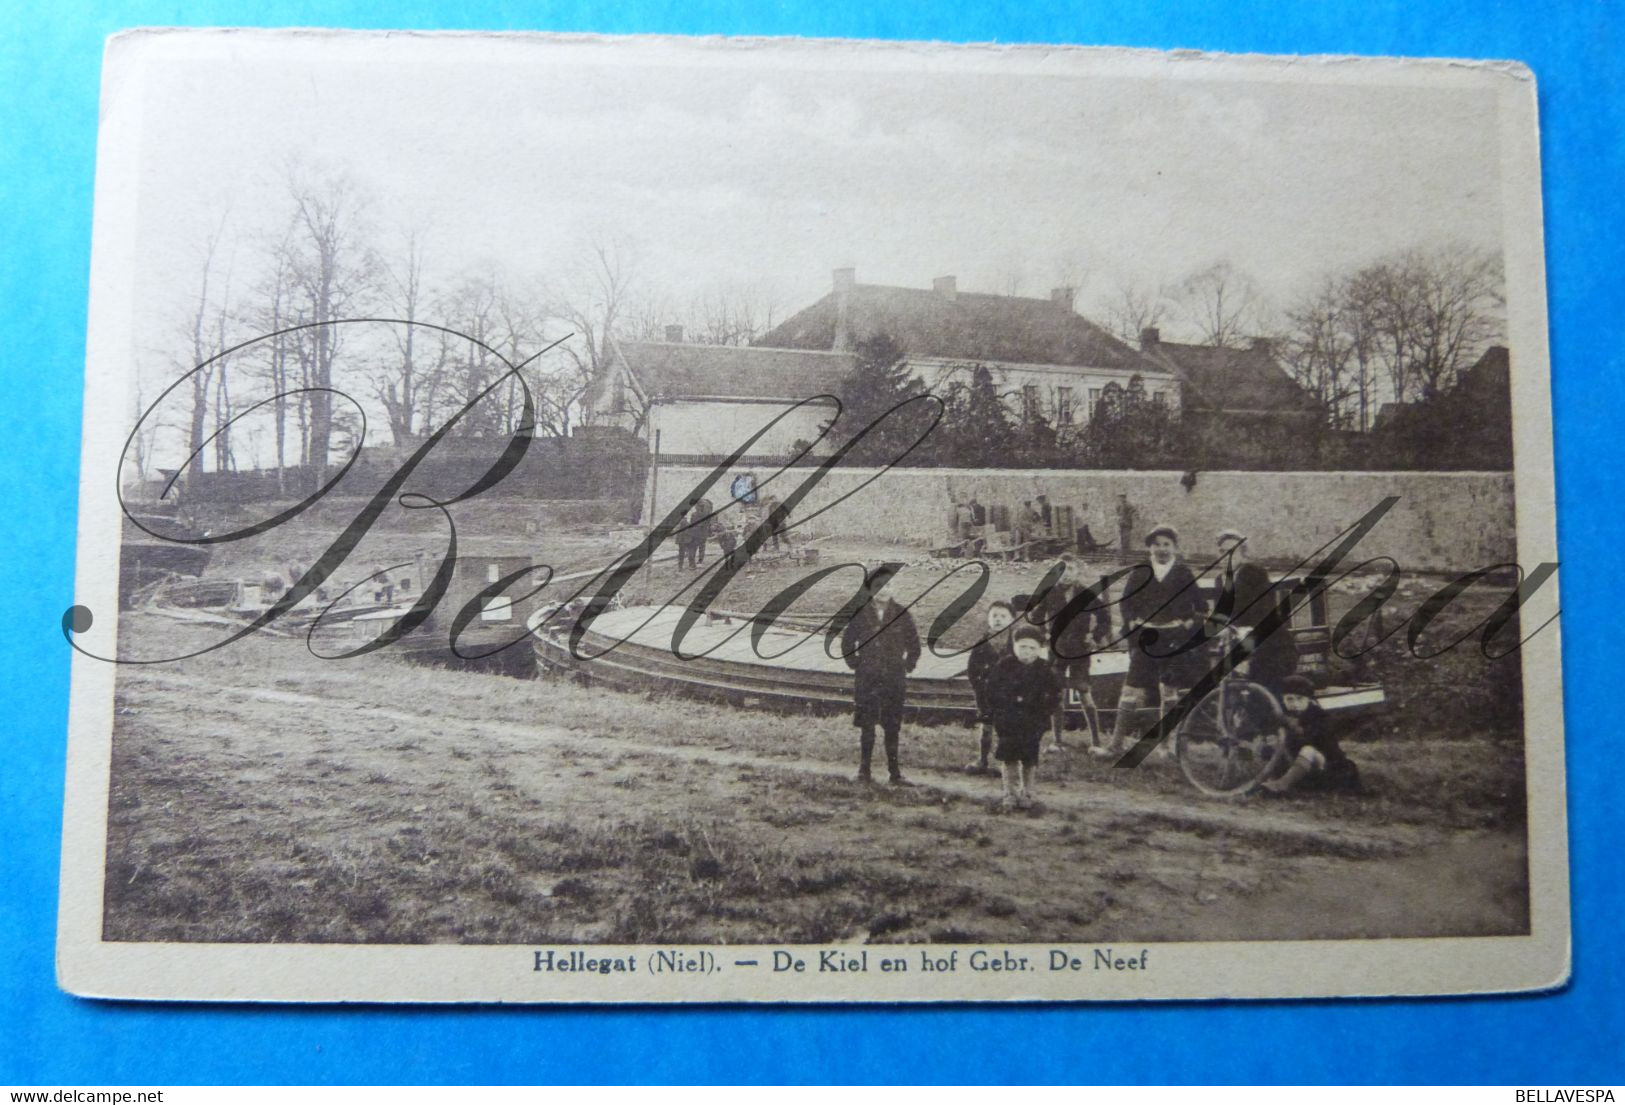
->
[1140,340,1323,415]
[756,283,1160,373]
[613,340,855,402]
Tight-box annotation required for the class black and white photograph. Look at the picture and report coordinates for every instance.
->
[57,30,1566,1003]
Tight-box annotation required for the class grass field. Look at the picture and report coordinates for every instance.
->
[101,533,1532,945]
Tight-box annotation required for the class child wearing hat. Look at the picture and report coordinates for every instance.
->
[989,623,1061,810]
[1262,675,1361,794]
[964,600,1016,775]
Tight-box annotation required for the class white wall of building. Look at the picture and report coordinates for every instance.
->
[647,398,838,458]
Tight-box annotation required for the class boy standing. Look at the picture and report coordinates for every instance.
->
[1029,555,1109,752]
[990,624,1061,810]
[841,565,922,786]
[965,600,1016,775]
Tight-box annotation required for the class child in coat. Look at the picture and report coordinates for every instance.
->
[990,624,1061,810]
[1262,675,1361,794]
[965,600,1015,775]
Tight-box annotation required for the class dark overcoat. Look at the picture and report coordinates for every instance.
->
[1215,561,1299,690]
[840,598,921,728]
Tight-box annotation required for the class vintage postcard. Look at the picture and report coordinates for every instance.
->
[58,29,1566,1002]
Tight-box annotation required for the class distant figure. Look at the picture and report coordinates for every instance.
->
[761,493,788,551]
[953,498,976,541]
[1018,499,1044,560]
[678,501,708,569]
[1115,493,1138,555]
[967,495,987,527]
[714,518,740,570]
[841,564,920,786]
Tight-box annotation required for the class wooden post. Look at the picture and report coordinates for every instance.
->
[643,429,661,602]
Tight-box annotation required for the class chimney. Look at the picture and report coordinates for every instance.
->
[1250,336,1273,356]
[1050,286,1075,311]
[832,267,855,352]
[664,324,684,343]
[1139,327,1160,350]
[932,275,957,301]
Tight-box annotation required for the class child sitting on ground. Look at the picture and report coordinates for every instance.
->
[965,600,1016,775]
[1262,675,1361,794]
[989,624,1061,810]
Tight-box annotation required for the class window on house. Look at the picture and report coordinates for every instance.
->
[1152,390,1168,407]
[1088,387,1103,419]
[1023,384,1040,422]
[1056,386,1074,426]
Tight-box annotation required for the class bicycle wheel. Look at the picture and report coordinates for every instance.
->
[1175,680,1290,797]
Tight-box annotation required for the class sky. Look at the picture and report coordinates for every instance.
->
[114,32,1514,462]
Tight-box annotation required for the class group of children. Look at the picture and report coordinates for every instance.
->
[959,526,1358,811]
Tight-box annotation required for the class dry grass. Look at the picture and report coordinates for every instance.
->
[99,546,1534,946]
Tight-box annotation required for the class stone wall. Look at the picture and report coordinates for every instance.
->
[648,464,1516,572]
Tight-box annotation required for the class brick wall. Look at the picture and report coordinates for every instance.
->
[649,464,1517,572]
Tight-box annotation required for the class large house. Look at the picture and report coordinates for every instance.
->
[756,268,1179,428]
[586,268,1324,461]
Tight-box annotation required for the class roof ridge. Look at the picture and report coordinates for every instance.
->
[622,339,855,359]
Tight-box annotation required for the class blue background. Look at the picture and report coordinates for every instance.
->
[3,0,1620,1085]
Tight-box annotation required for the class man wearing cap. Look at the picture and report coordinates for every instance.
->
[1212,529,1298,694]
[841,564,922,785]
[1091,524,1206,760]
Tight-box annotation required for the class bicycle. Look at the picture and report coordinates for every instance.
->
[1172,623,1292,798]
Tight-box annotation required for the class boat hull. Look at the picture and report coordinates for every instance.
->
[533,605,1387,726]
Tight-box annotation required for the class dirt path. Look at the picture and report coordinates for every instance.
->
[105,655,1527,944]
[132,669,1433,858]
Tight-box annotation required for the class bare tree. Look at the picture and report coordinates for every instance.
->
[1405,244,1506,399]
[1098,278,1168,346]
[683,285,782,346]
[177,215,236,489]
[1170,260,1268,349]
[539,237,639,436]
[285,166,377,474]
[248,215,301,489]
[374,222,432,445]
[1309,243,1505,418]
[495,278,548,435]
[1281,277,1358,429]
[437,268,503,437]
[127,384,162,486]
